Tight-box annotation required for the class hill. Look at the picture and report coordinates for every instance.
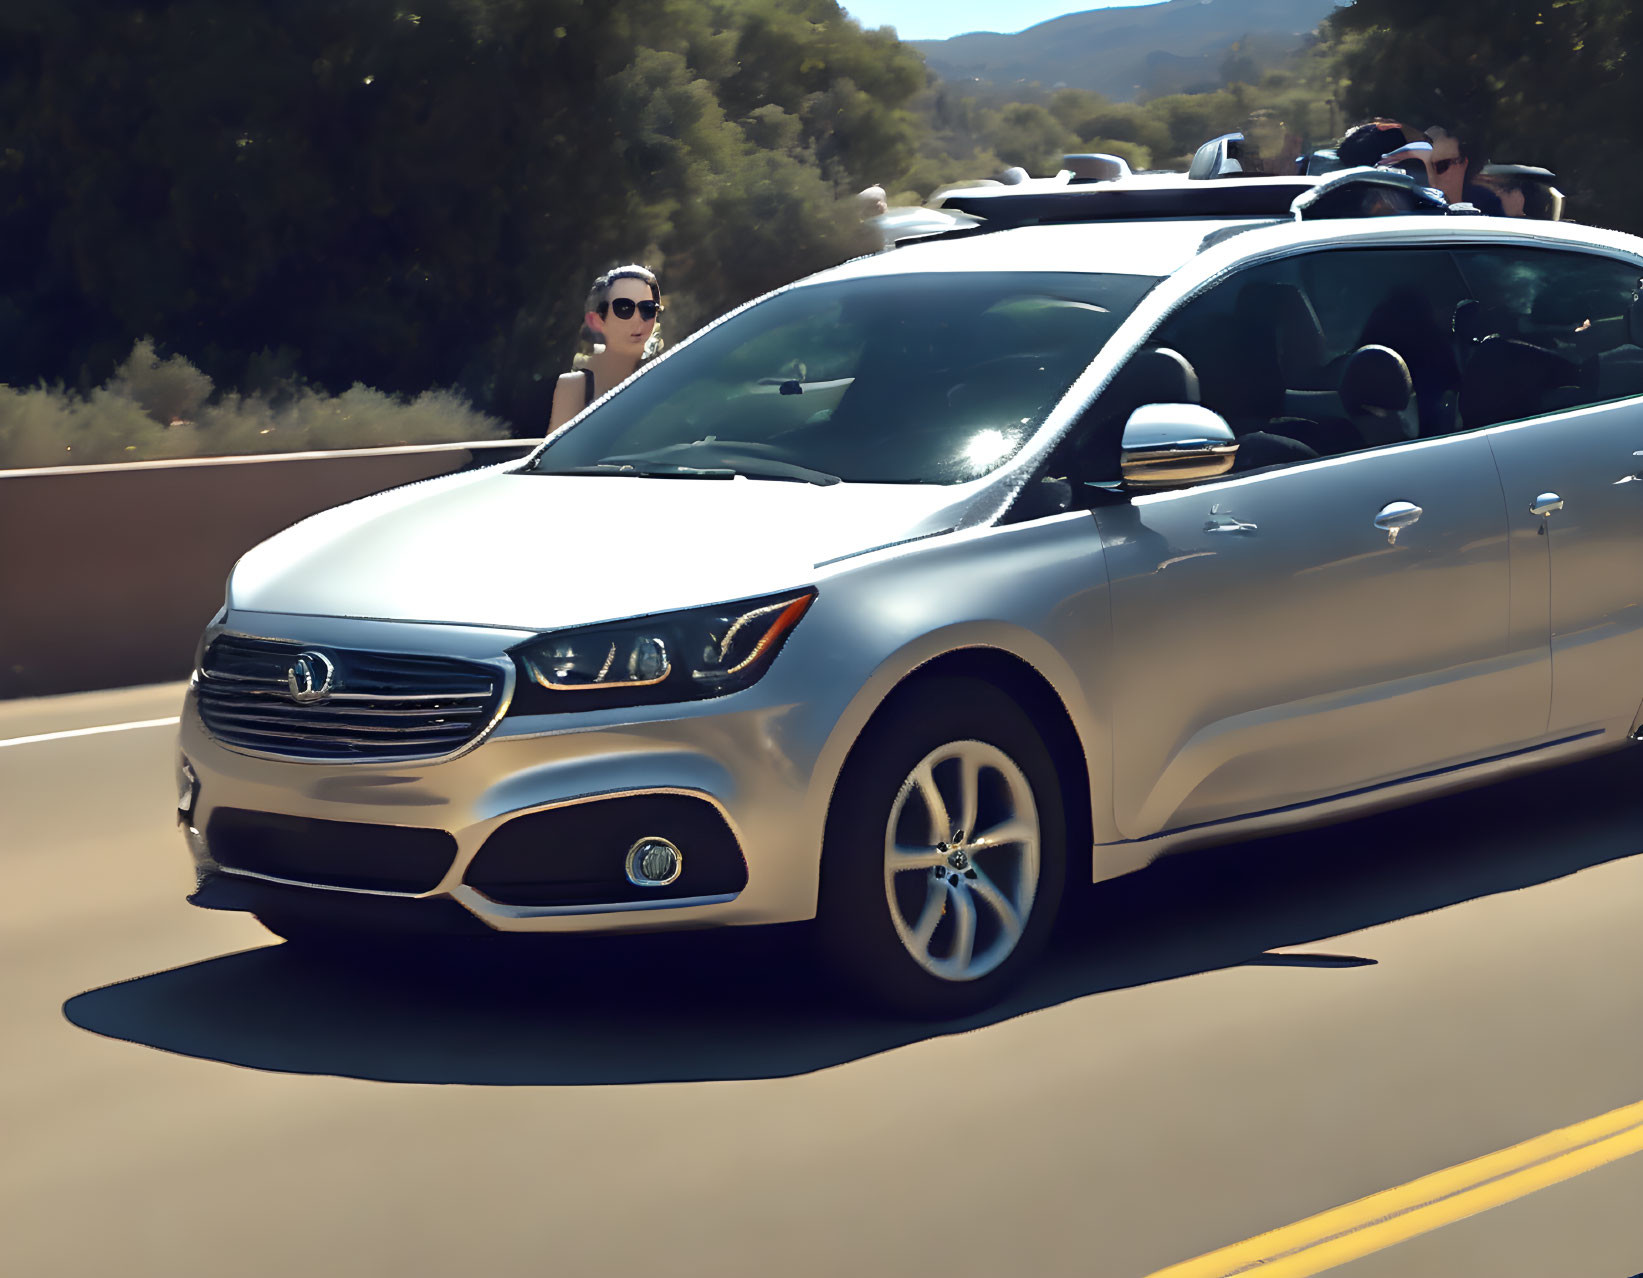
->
[909,0,1343,101]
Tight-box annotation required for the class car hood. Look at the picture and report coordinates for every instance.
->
[228,468,966,630]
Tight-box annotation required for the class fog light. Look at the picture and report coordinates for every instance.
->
[625,836,683,887]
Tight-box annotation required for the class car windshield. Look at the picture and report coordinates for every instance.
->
[530,270,1159,485]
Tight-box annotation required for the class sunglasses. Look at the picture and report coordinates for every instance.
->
[1432,156,1464,176]
[600,297,662,322]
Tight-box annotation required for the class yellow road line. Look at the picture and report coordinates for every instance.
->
[1147,1098,1643,1278]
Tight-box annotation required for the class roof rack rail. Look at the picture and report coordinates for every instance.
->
[895,162,1459,249]
[933,180,1316,226]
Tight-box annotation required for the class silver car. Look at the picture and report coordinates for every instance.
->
[177,171,1643,1017]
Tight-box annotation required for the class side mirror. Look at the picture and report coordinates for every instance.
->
[1187,133,1246,180]
[1120,404,1237,488]
[1299,148,1342,176]
[1062,153,1132,183]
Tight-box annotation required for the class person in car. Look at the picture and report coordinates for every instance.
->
[1335,118,1418,169]
[548,264,664,431]
[1476,164,1563,220]
[1413,126,1505,215]
[1338,119,1506,215]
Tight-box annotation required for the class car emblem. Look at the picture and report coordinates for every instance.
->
[286,651,336,704]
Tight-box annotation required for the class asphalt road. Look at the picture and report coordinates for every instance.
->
[3,682,1641,1278]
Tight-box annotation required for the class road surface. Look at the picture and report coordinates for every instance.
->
[3,682,1640,1277]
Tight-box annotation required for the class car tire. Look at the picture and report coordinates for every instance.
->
[816,676,1067,1019]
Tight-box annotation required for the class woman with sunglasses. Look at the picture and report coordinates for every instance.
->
[1374,125,1504,216]
[548,264,664,431]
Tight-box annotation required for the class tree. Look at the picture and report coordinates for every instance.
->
[0,0,930,433]
[1330,0,1643,234]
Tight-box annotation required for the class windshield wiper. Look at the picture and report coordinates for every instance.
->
[709,455,841,486]
[534,462,735,480]
[597,442,842,486]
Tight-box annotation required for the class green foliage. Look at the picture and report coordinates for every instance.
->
[905,30,1343,191]
[1329,0,1643,235]
[108,340,215,427]
[1050,91,1174,161]
[0,341,506,469]
[0,0,925,444]
[15,0,1630,469]
[988,103,1079,172]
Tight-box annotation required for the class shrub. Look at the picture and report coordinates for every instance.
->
[0,340,508,469]
[106,338,215,426]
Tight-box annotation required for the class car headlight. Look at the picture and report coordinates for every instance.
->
[508,589,816,714]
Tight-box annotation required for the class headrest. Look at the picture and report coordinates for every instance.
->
[1340,344,1413,415]
[1453,298,1519,345]
[1452,299,1485,344]
[1106,346,1200,409]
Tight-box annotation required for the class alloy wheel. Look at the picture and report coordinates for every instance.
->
[882,739,1041,982]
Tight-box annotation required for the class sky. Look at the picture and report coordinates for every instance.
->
[841,0,1160,42]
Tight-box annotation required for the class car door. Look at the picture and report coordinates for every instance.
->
[1085,246,1541,840]
[1455,246,1643,738]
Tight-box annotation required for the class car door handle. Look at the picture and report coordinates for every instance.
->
[1530,492,1563,517]
[1373,501,1422,544]
[1203,517,1258,534]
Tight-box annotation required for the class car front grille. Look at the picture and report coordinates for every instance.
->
[196,635,505,762]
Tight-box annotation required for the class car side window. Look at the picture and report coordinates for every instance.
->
[1145,247,1471,471]
[1451,248,1643,429]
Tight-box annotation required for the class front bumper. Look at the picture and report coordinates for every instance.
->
[177,616,837,935]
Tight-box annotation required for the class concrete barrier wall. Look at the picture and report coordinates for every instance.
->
[0,440,536,699]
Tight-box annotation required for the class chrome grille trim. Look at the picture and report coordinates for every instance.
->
[197,679,491,704]
[196,634,513,764]
[202,706,485,731]
[199,701,487,721]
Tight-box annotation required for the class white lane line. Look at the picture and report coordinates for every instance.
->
[0,717,180,750]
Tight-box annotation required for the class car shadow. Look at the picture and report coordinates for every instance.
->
[65,748,1642,1086]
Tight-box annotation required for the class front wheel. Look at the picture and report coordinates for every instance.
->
[816,678,1066,1018]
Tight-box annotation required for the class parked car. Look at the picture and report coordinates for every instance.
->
[177,168,1643,1017]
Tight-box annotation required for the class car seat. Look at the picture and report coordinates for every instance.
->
[1593,293,1643,401]
[1458,335,1583,429]
[1356,289,1460,436]
[1277,345,1415,454]
[1338,344,1418,446]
